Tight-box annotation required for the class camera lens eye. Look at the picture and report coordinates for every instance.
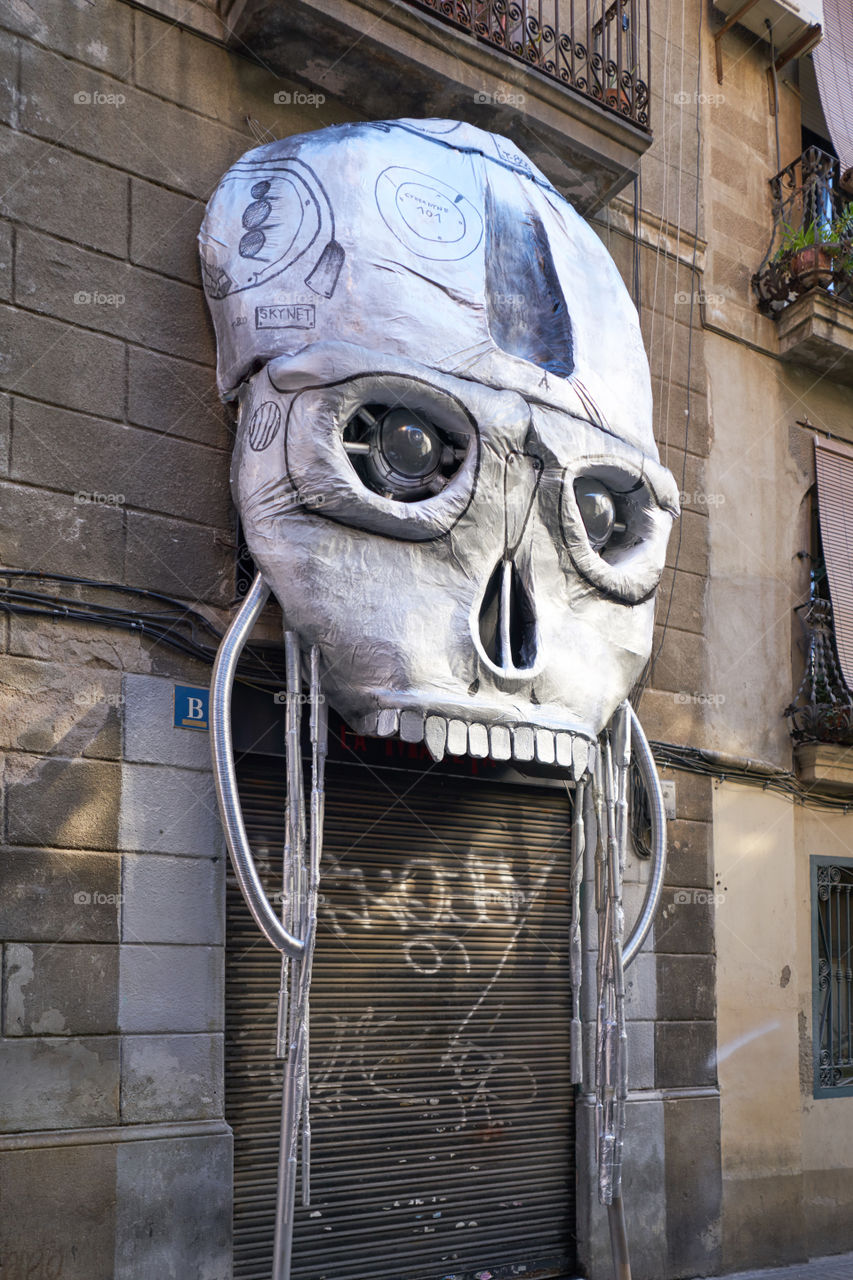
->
[343,401,469,502]
[379,411,441,478]
[574,477,616,549]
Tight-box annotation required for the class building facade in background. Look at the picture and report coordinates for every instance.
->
[0,1,851,1278]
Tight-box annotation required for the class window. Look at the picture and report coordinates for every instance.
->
[812,856,853,1097]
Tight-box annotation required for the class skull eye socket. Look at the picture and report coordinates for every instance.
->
[343,403,468,502]
[574,477,623,551]
[560,462,675,604]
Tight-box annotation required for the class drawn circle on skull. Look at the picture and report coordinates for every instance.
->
[400,119,464,136]
[375,167,483,260]
[247,400,281,452]
[395,182,466,244]
[202,163,324,296]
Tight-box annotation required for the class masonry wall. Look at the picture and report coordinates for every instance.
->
[0,1,722,1278]
[582,4,720,1274]
[699,19,853,1272]
[0,3,350,1275]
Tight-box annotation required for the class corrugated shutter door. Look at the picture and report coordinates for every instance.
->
[228,757,577,1280]
[815,435,853,690]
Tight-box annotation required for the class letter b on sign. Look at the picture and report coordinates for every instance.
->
[174,685,210,731]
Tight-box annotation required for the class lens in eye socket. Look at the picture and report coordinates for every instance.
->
[380,410,441,477]
[343,401,469,502]
[574,477,616,549]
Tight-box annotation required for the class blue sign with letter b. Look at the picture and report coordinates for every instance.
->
[174,684,210,731]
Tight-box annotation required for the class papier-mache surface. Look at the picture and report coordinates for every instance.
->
[198,117,655,458]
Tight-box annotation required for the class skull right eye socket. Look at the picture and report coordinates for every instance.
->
[342,403,469,502]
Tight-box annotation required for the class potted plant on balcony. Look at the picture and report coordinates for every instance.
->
[775,220,837,291]
[830,202,853,300]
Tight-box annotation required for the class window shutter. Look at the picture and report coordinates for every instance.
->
[815,434,853,691]
[813,0,853,175]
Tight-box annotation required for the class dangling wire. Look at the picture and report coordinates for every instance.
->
[273,638,328,1280]
[569,777,587,1084]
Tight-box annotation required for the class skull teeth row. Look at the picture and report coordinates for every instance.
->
[363,707,595,776]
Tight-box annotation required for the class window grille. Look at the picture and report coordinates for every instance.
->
[813,857,853,1097]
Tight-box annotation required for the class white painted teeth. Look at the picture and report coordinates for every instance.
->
[446,719,468,757]
[424,715,447,762]
[572,736,589,781]
[376,708,399,737]
[490,725,511,761]
[370,708,594,775]
[399,710,424,743]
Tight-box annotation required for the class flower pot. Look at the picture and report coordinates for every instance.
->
[789,244,836,290]
[604,86,631,114]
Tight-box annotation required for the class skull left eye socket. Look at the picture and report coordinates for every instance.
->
[342,403,468,502]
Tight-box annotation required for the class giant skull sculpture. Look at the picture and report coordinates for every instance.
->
[202,119,677,1280]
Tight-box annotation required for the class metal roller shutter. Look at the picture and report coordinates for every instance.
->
[228,753,577,1280]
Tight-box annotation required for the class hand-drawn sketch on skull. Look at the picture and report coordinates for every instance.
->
[202,118,678,1280]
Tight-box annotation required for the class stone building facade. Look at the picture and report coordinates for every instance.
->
[0,1,850,1278]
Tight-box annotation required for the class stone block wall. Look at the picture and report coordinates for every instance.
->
[0,3,350,1275]
[0,1,719,1277]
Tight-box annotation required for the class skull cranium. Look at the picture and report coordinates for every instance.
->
[200,118,678,766]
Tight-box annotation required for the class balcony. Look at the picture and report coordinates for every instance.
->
[786,599,853,796]
[753,147,853,385]
[222,0,654,211]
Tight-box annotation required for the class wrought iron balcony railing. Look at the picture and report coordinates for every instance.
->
[786,598,853,747]
[754,147,853,316]
[408,0,651,131]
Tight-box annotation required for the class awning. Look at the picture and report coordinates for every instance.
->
[815,434,853,690]
[813,0,853,175]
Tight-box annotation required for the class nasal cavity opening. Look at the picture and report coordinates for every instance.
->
[478,559,538,673]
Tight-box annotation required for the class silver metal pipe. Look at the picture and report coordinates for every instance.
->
[622,706,667,971]
[210,574,304,960]
[569,777,586,1085]
[607,1195,633,1280]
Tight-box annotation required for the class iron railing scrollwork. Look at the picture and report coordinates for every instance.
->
[786,598,853,747]
[815,862,853,1094]
[408,0,651,131]
[754,147,853,317]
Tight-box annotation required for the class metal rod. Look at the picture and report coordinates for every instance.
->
[570,778,587,1084]
[622,706,667,969]
[272,632,308,1280]
[607,1195,632,1280]
[210,574,304,960]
